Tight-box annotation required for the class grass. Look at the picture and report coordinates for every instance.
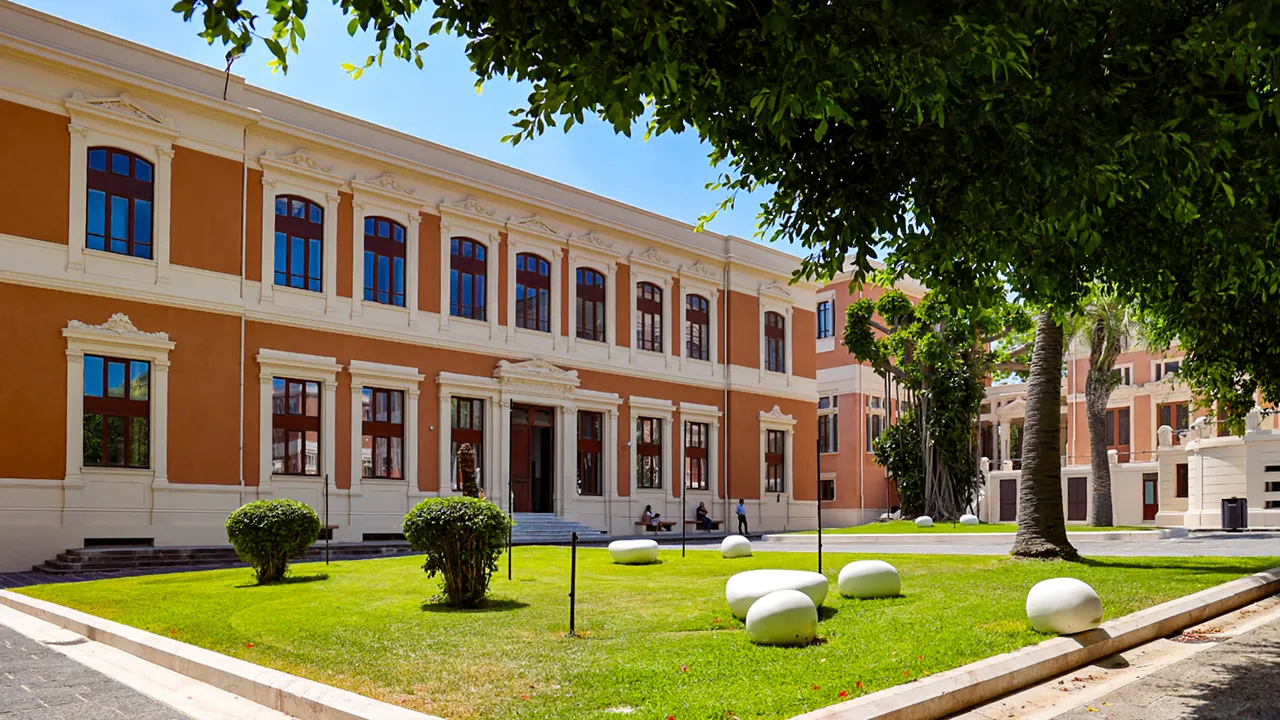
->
[18,550,1277,720]
[798,520,1155,534]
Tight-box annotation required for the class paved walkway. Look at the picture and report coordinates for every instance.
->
[755,531,1280,557]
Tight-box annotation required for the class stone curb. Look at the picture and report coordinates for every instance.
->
[763,527,1189,545]
[789,564,1280,720]
[0,590,441,720]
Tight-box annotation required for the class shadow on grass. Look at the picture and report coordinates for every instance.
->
[234,573,330,589]
[818,605,841,621]
[1073,557,1279,576]
[419,597,530,613]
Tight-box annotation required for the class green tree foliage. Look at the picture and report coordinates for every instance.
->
[225,498,321,584]
[403,496,513,607]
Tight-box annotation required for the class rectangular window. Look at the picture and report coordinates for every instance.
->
[271,377,320,476]
[684,421,709,491]
[1104,407,1131,462]
[361,387,404,479]
[865,396,885,454]
[450,397,485,491]
[1158,402,1191,434]
[1176,462,1189,499]
[575,268,607,342]
[816,300,834,339]
[819,478,835,502]
[577,411,603,496]
[362,217,406,307]
[819,413,839,454]
[83,355,150,468]
[449,238,488,321]
[1154,359,1182,381]
[765,429,786,493]
[636,417,663,489]
[764,311,786,373]
[1265,481,1280,493]
[1115,366,1132,386]
[685,294,710,361]
[636,283,664,353]
[274,196,324,292]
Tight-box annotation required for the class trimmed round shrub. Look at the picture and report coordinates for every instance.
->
[225,499,321,585]
[403,496,513,607]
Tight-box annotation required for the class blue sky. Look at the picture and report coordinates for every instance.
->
[21,0,800,255]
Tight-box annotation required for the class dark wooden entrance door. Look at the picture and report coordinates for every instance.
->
[510,405,555,513]
[1142,472,1159,521]
[999,478,1017,522]
[1067,476,1087,522]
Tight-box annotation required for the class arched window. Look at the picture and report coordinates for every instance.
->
[636,282,663,352]
[363,216,406,307]
[765,311,786,373]
[449,237,487,320]
[576,267,606,342]
[274,195,324,292]
[515,252,551,332]
[685,294,710,361]
[86,147,154,259]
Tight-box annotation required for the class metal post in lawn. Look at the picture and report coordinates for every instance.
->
[569,531,578,636]
[815,440,823,574]
[508,479,514,581]
[324,473,331,566]
[681,469,687,558]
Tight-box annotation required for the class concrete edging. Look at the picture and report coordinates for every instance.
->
[0,590,441,720]
[790,564,1280,719]
[764,527,1189,545]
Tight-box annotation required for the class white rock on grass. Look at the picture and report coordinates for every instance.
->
[959,514,980,526]
[745,589,818,646]
[607,539,659,565]
[915,516,934,528]
[837,560,901,599]
[725,569,828,619]
[720,534,752,558]
[1026,577,1104,634]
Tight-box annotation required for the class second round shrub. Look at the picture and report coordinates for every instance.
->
[225,498,321,584]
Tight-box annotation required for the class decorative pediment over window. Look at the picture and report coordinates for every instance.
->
[684,261,721,281]
[67,92,176,129]
[632,247,673,268]
[759,405,797,427]
[759,280,794,300]
[508,214,560,237]
[261,148,335,175]
[352,172,416,197]
[493,358,580,391]
[67,313,170,342]
[64,313,175,352]
[440,196,498,220]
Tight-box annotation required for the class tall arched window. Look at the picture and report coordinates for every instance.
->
[636,282,663,352]
[686,294,710,361]
[450,237,487,320]
[87,147,153,259]
[576,267,606,342]
[274,195,324,292]
[516,252,551,332]
[765,311,786,373]
[363,216,406,307]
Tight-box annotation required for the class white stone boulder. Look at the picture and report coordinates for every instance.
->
[725,569,828,619]
[1026,577,1104,634]
[915,516,934,528]
[837,560,902,599]
[608,539,659,565]
[745,589,818,646]
[720,534,752,558]
[959,514,980,526]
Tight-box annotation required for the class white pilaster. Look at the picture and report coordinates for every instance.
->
[153,146,174,284]
[323,192,341,315]
[260,177,277,301]
[66,124,89,273]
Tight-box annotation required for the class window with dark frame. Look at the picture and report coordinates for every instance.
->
[1104,407,1132,462]
[636,417,663,489]
[866,396,885,453]
[363,217,406,307]
[1175,462,1189,499]
[86,147,154,259]
[576,267,606,342]
[577,411,603,496]
[686,294,710,361]
[636,282,663,352]
[449,238,488,321]
[817,300,834,339]
[765,311,786,373]
[273,195,324,292]
[271,377,321,476]
[516,252,552,332]
[83,355,150,468]
[765,429,786,493]
[1158,402,1191,435]
[819,413,839,454]
[684,421,709,491]
[1154,359,1182,381]
[361,387,404,479]
[819,478,835,502]
[450,397,484,491]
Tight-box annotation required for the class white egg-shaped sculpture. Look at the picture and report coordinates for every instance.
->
[1026,578,1104,634]
[745,589,818,646]
[837,560,902,599]
[959,514,980,526]
[607,539,659,565]
[915,516,934,528]
[725,569,828,619]
[720,534,752,558]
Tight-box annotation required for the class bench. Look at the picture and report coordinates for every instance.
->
[685,519,723,532]
[635,521,676,532]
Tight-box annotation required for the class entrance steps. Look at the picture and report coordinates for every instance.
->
[32,540,414,575]
[511,513,607,544]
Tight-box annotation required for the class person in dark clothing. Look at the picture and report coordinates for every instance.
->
[736,498,748,535]
[695,502,713,530]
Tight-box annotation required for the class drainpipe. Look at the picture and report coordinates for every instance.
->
[723,240,731,533]
[237,126,248,500]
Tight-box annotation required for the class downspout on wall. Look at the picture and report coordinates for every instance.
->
[237,125,247,497]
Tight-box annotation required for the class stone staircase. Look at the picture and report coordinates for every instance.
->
[33,540,415,576]
[511,513,607,545]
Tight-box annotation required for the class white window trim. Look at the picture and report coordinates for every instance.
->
[63,313,175,490]
[677,261,722,375]
[65,93,178,284]
[567,232,621,358]
[505,215,566,347]
[438,197,502,339]
[758,283,795,385]
[574,389,623,505]
[347,360,424,496]
[1114,362,1134,387]
[630,395,675,497]
[759,405,797,498]
[818,398,839,456]
[258,149,343,314]
[628,248,676,367]
[350,173,422,327]
[865,395,886,455]
[678,401,722,499]
[815,289,837,353]
[257,349,342,491]
[436,371,501,498]
[1152,356,1185,384]
[820,471,837,502]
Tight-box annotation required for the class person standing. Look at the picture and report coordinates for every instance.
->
[736,498,748,535]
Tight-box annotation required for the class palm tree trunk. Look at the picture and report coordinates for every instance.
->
[1011,311,1078,560]
[1085,369,1115,526]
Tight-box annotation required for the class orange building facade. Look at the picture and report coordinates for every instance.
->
[0,4,820,571]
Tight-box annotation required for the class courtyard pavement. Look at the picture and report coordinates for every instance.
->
[749,531,1280,557]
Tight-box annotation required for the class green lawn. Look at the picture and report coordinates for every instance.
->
[18,550,1276,720]
[798,520,1155,534]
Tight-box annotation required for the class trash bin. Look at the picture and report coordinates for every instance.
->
[1221,497,1248,532]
